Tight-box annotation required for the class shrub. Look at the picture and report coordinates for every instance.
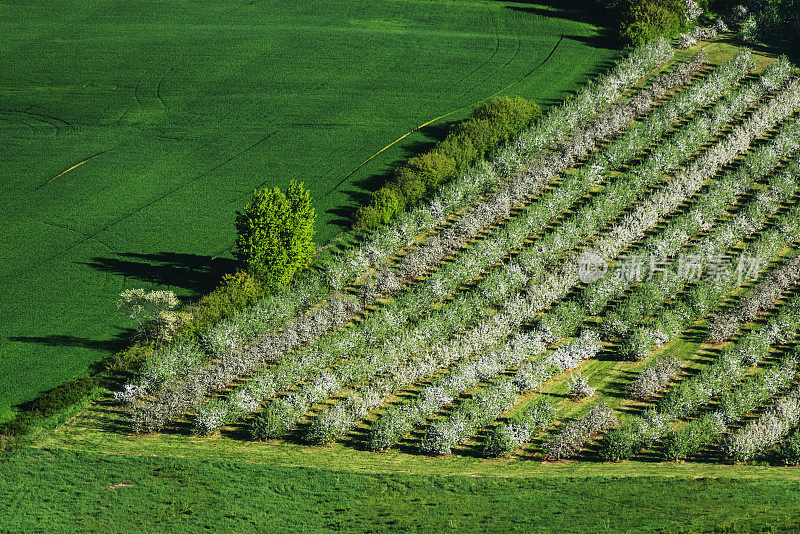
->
[117,288,180,343]
[452,117,497,158]
[355,96,540,229]
[436,132,478,171]
[0,416,32,437]
[27,376,99,417]
[180,271,268,337]
[608,0,691,47]
[622,8,683,46]
[234,180,316,290]
[99,343,156,372]
[619,328,655,361]
[774,429,800,466]
[601,409,671,461]
[406,150,457,190]
[602,426,640,461]
[567,372,596,400]
[0,376,99,437]
[738,14,759,41]
[353,204,384,231]
[661,413,725,461]
[630,354,681,398]
[471,96,541,143]
[370,187,404,223]
[544,402,617,460]
[483,398,555,457]
[391,168,427,206]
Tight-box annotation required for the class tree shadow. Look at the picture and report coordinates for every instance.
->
[82,252,237,296]
[7,331,134,353]
[715,24,800,67]
[7,327,142,377]
[499,0,619,50]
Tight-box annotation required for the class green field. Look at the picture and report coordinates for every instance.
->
[3,447,800,532]
[0,0,617,417]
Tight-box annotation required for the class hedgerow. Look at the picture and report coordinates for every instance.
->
[355,96,541,229]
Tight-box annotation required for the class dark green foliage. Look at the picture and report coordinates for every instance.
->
[661,414,724,461]
[250,406,285,441]
[711,0,800,25]
[601,409,668,461]
[0,376,99,436]
[737,0,800,42]
[355,96,540,229]
[602,426,640,461]
[180,271,268,338]
[0,417,31,437]
[97,344,155,373]
[773,429,800,465]
[652,302,692,339]
[24,376,99,418]
[599,0,694,47]
[234,180,316,290]
[482,423,518,457]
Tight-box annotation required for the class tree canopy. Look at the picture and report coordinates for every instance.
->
[234,180,316,290]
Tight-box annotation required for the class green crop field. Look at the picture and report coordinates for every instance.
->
[0,0,617,418]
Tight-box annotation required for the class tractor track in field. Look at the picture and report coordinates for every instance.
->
[0,108,75,135]
[487,33,565,98]
[423,8,502,111]
[156,65,178,111]
[156,73,169,111]
[226,0,258,15]
[321,33,564,200]
[36,219,116,253]
[1,132,278,283]
[133,71,145,109]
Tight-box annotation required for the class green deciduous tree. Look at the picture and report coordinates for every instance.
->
[234,180,316,290]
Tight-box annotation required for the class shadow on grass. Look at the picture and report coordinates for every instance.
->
[83,252,237,296]
[715,24,800,67]
[7,332,133,354]
[7,327,141,379]
[500,0,619,50]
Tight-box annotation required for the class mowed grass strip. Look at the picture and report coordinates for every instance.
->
[0,0,617,417]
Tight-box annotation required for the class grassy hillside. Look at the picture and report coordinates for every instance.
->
[0,0,617,418]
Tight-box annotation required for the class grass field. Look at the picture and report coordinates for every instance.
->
[2,447,800,532]
[0,0,618,418]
